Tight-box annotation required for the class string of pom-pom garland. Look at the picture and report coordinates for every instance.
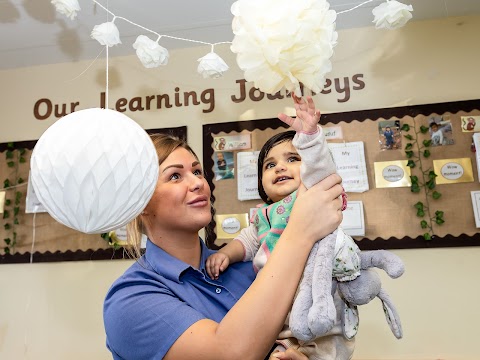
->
[51,0,413,94]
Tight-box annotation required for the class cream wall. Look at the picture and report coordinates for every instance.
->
[0,15,479,359]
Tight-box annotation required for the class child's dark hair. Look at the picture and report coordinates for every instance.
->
[257,130,296,204]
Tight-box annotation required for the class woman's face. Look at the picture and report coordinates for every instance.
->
[144,147,212,234]
[261,141,301,203]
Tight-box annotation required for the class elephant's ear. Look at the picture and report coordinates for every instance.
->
[341,301,359,340]
[378,289,403,339]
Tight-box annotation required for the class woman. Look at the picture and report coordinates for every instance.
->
[103,131,343,359]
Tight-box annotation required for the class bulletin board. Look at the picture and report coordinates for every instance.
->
[202,99,480,250]
[0,126,187,264]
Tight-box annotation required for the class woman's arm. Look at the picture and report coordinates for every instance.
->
[165,174,344,360]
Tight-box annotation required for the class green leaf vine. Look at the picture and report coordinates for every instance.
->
[2,142,26,254]
[402,122,445,240]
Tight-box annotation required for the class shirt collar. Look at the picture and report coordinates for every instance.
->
[144,238,215,283]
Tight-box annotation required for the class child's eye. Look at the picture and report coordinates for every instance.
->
[287,156,301,163]
[265,162,275,169]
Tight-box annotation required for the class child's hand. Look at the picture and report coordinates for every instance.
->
[278,95,320,134]
[270,348,308,360]
[206,252,230,280]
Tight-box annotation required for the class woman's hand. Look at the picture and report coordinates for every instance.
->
[270,348,308,360]
[278,95,320,134]
[291,173,343,243]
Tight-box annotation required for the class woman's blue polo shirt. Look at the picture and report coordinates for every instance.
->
[103,238,256,360]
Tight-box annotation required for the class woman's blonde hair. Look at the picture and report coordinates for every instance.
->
[126,133,197,259]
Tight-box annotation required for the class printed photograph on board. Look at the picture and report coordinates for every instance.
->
[378,119,402,150]
[428,115,454,146]
[214,151,235,180]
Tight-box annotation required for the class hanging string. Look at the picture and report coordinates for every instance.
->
[104,0,109,108]
[105,44,109,109]
[62,0,401,84]
[30,212,36,264]
[443,0,449,16]
[337,0,376,15]
[65,48,105,83]
[23,210,37,358]
[91,0,232,48]
[84,0,393,82]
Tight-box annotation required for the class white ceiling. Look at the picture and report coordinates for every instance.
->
[1,0,479,70]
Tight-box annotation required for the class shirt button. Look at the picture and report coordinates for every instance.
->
[215,288,222,294]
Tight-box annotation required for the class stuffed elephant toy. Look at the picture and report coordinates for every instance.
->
[289,228,404,342]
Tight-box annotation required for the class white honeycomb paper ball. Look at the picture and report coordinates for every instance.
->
[30,108,159,234]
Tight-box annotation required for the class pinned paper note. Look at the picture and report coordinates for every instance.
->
[461,116,480,132]
[0,191,5,214]
[374,160,411,188]
[433,158,474,185]
[108,226,128,246]
[471,191,480,228]
[340,201,365,236]
[473,133,480,181]
[213,134,251,151]
[237,151,261,201]
[328,142,369,193]
[215,213,249,239]
[323,126,343,140]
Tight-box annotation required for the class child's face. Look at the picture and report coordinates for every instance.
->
[261,141,301,203]
[431,124,438,131]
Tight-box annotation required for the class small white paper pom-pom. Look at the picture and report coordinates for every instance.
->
[133,35,169,68]
[372,0,413,30]
[91,22,122,47]
[197,52,229,79]
[51,0,80,20]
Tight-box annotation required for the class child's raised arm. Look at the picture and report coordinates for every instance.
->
[278,96,337,189]
[278,95,320,134]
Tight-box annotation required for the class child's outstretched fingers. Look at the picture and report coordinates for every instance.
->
[278,112,301,131]
[278,96,321,133]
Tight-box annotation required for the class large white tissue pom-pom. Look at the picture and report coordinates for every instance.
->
[91,22,122,47]
[231,0,337,96]
[133,35,169,68]
[197,52,229,79]
[30,108,159,234]
[372,0,413,30]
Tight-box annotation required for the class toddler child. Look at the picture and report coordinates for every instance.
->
[207,96,357,360]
